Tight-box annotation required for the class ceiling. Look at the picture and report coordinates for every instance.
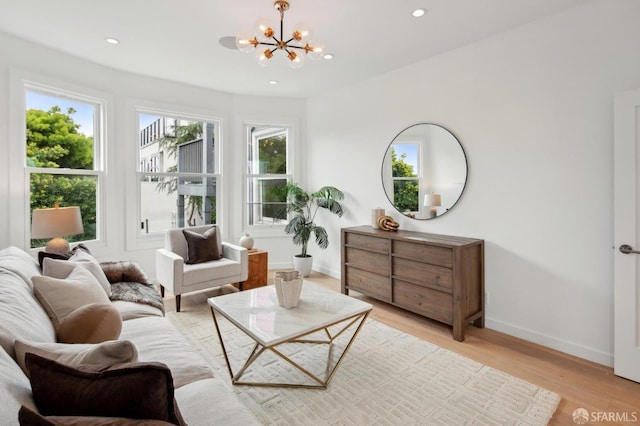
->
[0,0,590,98]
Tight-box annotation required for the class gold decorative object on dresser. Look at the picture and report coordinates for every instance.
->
[341,225,484,341]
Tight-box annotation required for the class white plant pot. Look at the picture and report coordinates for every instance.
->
[275,270,303,309]
[293,255,313,277]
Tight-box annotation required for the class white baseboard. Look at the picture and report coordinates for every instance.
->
[486,317,613,367]
[313,263,340,280]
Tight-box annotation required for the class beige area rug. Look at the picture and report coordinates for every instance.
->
[166,302,560,425]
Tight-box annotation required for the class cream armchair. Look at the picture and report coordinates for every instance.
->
[156,225,248,312]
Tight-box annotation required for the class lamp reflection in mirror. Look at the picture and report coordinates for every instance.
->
[424,193,442,218]
[31,202,83,254]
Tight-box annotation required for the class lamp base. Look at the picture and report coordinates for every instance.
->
[45,237,71,255]
[429,207,438,218]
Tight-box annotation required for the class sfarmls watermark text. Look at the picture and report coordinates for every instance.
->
[572,408,638,424]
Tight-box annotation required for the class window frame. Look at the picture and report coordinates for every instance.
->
[21,81,107,251]
[243,121,294,234]
[390,142,422,214]
[133,107,222,240]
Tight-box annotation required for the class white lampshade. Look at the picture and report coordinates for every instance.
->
[423,194,442,207]
[31,205,84,254]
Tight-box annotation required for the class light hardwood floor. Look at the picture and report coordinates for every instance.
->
[165,271,640,426]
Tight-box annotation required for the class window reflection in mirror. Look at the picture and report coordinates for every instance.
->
[382,124,467,220]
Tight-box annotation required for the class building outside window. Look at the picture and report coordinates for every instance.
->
[25,87,103,248]
[137,112,220,235]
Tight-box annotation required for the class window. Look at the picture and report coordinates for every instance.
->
[390,144,420,213]
[26,87,103,248]
[245,124,291,226]
[137,112,220,235]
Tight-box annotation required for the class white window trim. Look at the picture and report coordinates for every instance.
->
[125,100,226,251]
[242,120,297,237]
[9,69,111,254]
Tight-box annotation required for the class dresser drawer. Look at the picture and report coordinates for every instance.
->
[345,267,390,302]
[393,240,452,268]
[393,257,453,291]
[345,247,390,276]
[345,233,389,253]
[393,280,453,324]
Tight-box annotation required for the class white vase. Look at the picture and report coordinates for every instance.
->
[274,270,303,309]
[293,255,313,277]
[239,233,254,249]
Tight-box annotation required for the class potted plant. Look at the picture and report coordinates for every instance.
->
[278,183,344,276]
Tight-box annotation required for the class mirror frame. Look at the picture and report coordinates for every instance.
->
[381,123,468,220]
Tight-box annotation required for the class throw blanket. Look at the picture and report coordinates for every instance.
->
[110,282,165,314]
[101,261,165,314]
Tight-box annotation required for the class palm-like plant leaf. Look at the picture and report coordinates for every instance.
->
[278,183,345,257]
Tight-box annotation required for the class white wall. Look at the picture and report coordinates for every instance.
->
[0,31,305,273]
[306,0,640,366]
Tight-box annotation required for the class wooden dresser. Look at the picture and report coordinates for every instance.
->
[341,226,484,341]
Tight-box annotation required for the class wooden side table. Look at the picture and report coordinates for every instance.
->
[241,249,268,291]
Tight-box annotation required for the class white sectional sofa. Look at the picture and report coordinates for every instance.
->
[0,246,258,425]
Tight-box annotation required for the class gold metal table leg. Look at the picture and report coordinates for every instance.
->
[210,307,370,389]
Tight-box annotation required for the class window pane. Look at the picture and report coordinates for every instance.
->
[247,177,288,225]
[248,128,287,174]
[139,115,217,174]
[30,173,97,248]
[26,91,95,170]
[393,180,420,212]
[140,174,217,233]
[246,125,289,227]
[391,145,418,177]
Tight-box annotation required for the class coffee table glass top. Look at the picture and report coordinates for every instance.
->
[208,281,372,347]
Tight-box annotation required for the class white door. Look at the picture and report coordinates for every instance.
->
[613,88,640,383]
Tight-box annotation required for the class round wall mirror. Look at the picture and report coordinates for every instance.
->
[381,123,468,220]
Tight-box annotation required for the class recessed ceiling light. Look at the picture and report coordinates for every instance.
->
[105,37,120,45]
[269,80,279,85]
[412,8,426,18]
[323,53,334,60]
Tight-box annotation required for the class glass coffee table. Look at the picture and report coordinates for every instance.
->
[207,281,372,389]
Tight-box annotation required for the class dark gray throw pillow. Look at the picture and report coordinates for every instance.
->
[25,353,185,425]
[182,227,220,264]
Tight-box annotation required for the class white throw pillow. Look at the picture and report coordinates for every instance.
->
[32,266,110,328]
[14,339,138,376]
[42,250,111,296]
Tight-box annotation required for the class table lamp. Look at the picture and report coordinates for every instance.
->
[31,202,84,254]
[424,193,441,219]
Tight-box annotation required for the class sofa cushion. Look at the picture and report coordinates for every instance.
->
[33,266,110,329]
[0,343,38,425]
[175,378,260,426]
[0,246,42,291]
[56,303,122,344]
[26,354,185,425]
[112,301,164,320]
[0,270,56,359]
[182,227,220,264]
[19,406,176,425]
[43,251,111,296]
[182,258,241,286]
[120,316,213,388]
[15,339,138,376]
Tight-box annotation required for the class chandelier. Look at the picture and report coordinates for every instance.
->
[235,0,324,68]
